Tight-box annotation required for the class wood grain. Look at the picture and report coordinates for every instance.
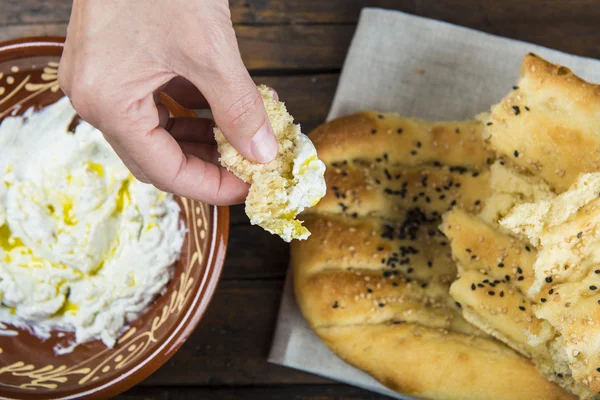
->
[224,224,289,279]
[118,385,381,400]
[1,0,413,25]
[141,280,329,386]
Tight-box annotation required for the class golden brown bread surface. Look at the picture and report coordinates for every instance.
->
[482,53,600,192]
[441,54,600,399]
[292,111,572,400]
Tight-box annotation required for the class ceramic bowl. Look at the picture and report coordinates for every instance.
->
[0,37,228,399]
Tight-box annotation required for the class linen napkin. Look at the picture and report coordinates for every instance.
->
[268,7,600,400]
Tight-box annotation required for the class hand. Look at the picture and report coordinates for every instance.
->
[58,0,279,205]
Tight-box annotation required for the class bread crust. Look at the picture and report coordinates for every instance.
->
[483,54,600,192]
[292,111,572,400]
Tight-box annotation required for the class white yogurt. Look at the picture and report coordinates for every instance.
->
[0,97,186,354]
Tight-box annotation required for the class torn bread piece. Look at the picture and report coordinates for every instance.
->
[481,53,600,192]
[215,85,326,242]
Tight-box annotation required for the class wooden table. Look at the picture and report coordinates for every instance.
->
[2,1,599,399]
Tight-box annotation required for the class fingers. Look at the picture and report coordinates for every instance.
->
[110,94,248,205]
[177,29,279,164]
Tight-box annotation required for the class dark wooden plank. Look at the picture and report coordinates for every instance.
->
[118,385,383,400]
[1,0,414,26]
[141,280,329,385]
[224,224,290,279]
[236,24,354,70]
[2,16,599,69]
[230,0,415,24]
[0,24,353,70]
[256,74,338,137]
[7,1,599,26]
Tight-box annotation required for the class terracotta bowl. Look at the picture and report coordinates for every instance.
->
[0,37,228,399]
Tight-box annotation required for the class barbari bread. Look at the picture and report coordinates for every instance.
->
[443,54,600,399]
[292,110,571,400]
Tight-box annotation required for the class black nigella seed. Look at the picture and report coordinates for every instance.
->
[546,276,553,283]
[472,172,480,177]
[498,263,504,268]
[488,291,495,295]
[525,106,530,111]
[397,128,403,134]
[513,86,519,90]
[525,246,531,252]
[514,150,519,157]
[541,298,547,302]
[577,232,583,239]
[450,200,457,206]
[517,267,523,274]
[486,122,493,126]
[410,150,418,156]
[549,289,554,295]
[474,200,481,206]
[379,303,385,308]
[371,129,377,134]
[392,282,398,287]
[421,283,428,288]
[512,106,521,115]
[519,306,526,311]
[378,114,384,119]
[332,301,339,309]
[471,284,476,290]
[477,283,484,288]
[595,270,600,274]
[367,288,373,293]
[591,286,598,291]
[597,367,600,372]
[517,276,524,281]
[499,291,504,297]
[466,248,472,253]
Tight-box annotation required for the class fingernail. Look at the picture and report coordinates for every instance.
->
[266,86,279,100]
[251,122,278,163]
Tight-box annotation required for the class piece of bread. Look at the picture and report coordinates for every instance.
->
[481,53,600,192]
[292,113,571,400]
[438,54,600,398]
[499,173,600,395]
[442,203,595,398]
[215,85,326,242]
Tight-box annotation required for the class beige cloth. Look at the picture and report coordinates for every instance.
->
[268,8,600,400]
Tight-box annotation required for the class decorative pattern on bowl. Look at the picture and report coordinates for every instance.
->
[0,37,228,400]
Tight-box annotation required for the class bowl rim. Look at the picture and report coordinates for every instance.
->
[0,36,230,400]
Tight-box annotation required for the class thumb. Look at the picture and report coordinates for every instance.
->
[186,63,278,164]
